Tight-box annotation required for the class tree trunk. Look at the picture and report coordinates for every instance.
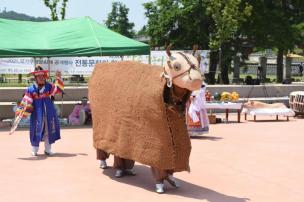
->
[276,48,284,83]
[18,74,22,83]
[206,50,218,84]
[220,43,230,84]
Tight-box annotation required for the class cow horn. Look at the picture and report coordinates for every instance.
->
[166,44,172,57]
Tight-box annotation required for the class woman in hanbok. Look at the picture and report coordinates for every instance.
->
[186,83,209,137]
[68,97,91,125]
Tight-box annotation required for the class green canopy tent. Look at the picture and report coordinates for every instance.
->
[0,17,150,118]
[0,16,150,57]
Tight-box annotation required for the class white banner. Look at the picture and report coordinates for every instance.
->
[0,50,210,75]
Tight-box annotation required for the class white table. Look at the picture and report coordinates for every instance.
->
[205,102,243,123]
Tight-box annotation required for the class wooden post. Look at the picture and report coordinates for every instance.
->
[284,56,292,82]
[233,56,240,84]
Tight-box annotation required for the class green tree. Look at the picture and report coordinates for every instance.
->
[206,0,252,84]
[241,0,304,82]
[105,2,135,38]
[144,0,210,49]
[137,25,148,36]
[43,0,68,21]
[143,0,252,84]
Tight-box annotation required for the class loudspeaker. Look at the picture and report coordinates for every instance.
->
[282,79,292,84]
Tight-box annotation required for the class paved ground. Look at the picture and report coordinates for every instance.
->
[1,115,304,202]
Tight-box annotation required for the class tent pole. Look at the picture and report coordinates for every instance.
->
[47,57,51,73]
[33,57,36,68]
[148,52,151,64]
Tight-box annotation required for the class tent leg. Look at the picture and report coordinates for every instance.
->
[149,53,151,64]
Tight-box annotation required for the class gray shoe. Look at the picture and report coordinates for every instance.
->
[115,169,124,178]
[155,183,165,194]
[31,151,38,157]
[124,169,136,176]
[166,175,180,188]
[100,160,107,169]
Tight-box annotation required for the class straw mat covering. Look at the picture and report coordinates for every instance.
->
[89,61,191,171]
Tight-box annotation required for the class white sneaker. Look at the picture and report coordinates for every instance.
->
[100,160,107,169]
[44,151,54,156]
[31,151,38,157]
[115,169,124,178]
[155,183,165,194]
[166,175,180,188]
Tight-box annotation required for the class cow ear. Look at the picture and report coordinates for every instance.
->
[197,54,201,65]
[192,44,199,56]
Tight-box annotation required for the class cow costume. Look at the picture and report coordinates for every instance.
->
[89,46,203,193]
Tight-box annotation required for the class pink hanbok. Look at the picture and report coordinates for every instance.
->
[186,84,209,136]
[68,104,91,125]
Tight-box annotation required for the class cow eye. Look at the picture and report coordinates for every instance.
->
[173,63,181,71]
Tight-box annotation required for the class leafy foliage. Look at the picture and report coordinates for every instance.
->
[206,0,252,50]
[43,0,69,21]
[144,0,210,49]
[105,2,135,38]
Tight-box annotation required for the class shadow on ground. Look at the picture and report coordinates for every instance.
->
[17,152,88,161]
[191,136,223,141]
[247,119,295,123]
[102,165,249,202]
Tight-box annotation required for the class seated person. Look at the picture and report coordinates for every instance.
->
[68,96,91,125]
[51,96,69,126]
[13,100,31,127]
[0,119,11,128]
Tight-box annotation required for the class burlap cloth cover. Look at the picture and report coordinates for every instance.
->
[89,61,191,172]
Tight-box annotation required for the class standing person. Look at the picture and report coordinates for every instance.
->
[13,64,64,156]
[186,83,209,137]
[256,65,262,83]
[299,62,303,78]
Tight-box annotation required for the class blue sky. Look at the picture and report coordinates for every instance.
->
[0,0,151,30]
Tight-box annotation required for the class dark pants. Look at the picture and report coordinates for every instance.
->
[114,156,135,170]
[96,149,109,160]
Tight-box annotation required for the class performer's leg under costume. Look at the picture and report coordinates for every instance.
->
[96,149,109,169]
[151,167,173,183]
[151,167,179,193]
[96,149,109,160]
[31,117,52,155]
[114,156,135,170]
[43,128,52,154]
[113,156,135,177]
